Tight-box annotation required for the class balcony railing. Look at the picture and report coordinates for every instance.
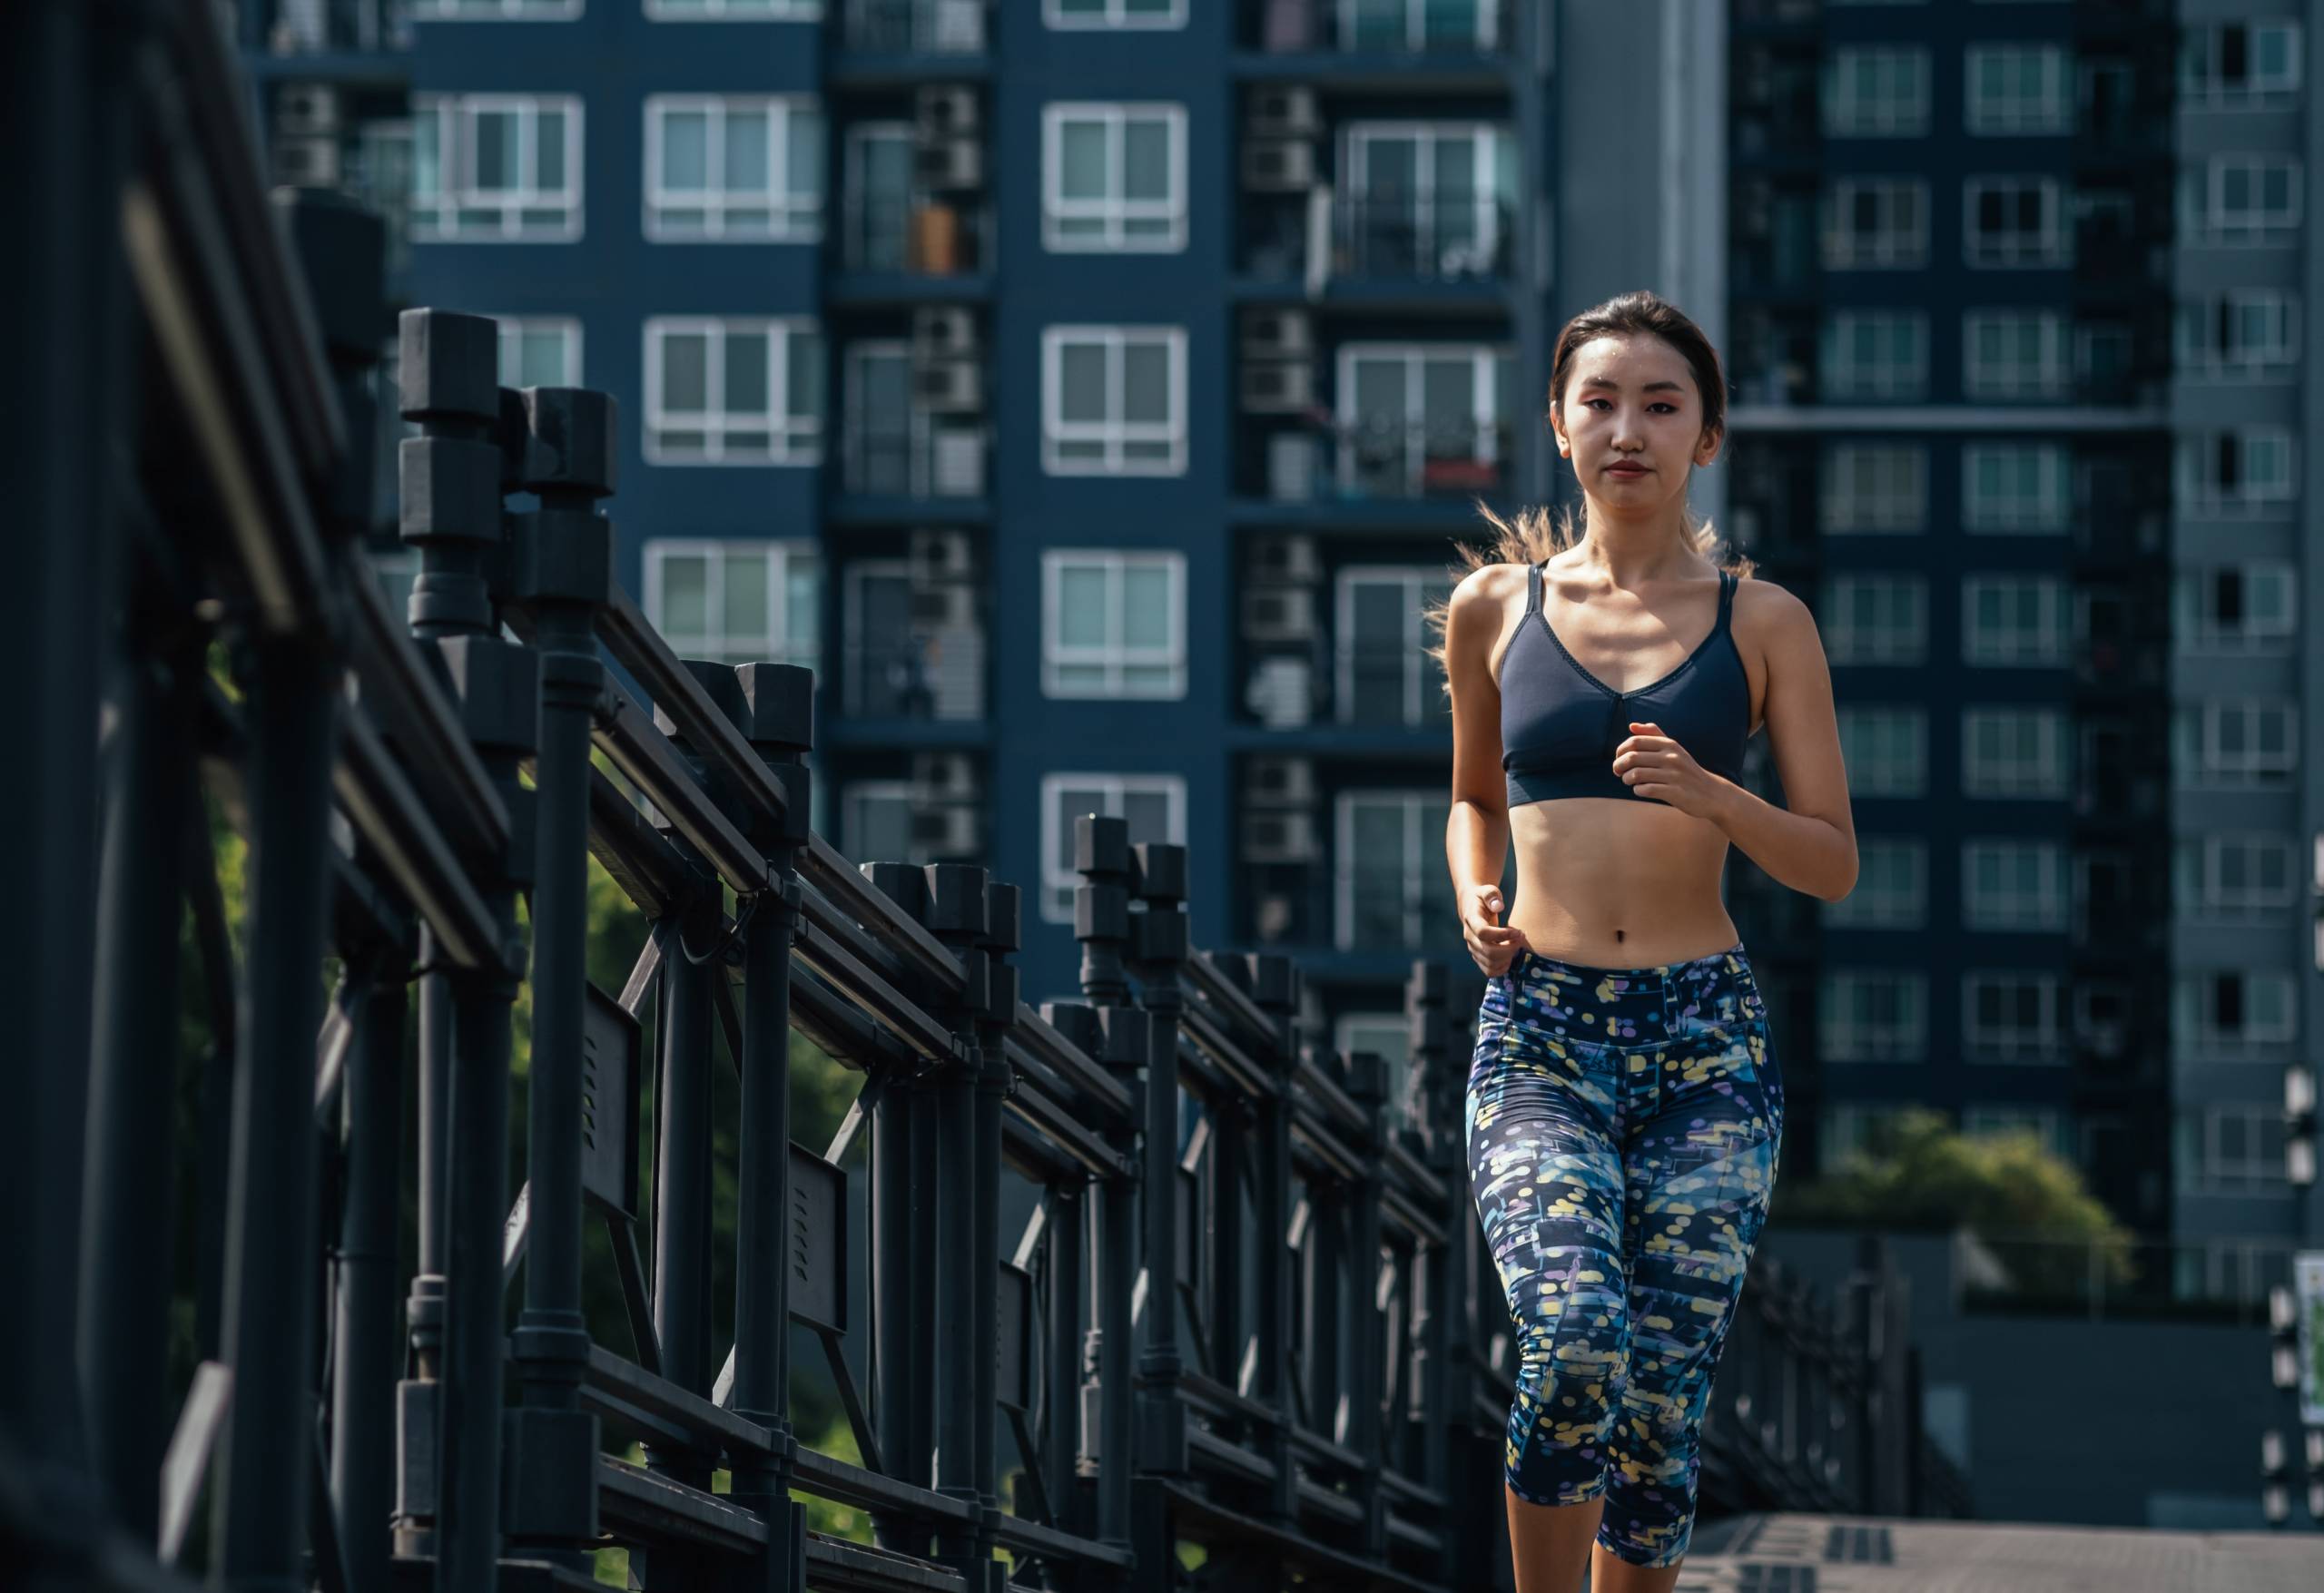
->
[842,192,988,274]
[843,0,986,54]
[1337,192,1512,280]
[1253,0,1515,54]
[1336,417,1510,499]
[841,424,986,499]
[266,0,412,52]
[843,634,984,721]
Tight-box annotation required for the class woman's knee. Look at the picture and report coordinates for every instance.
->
[1503,1303,1627,1504]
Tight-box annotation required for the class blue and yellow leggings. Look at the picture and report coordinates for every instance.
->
[1464,942,1785,1568]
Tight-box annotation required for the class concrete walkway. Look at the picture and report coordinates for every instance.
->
[1675,1513,2324,1592]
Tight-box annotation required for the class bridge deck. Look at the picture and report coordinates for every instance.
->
[1680,1513,2324,1593]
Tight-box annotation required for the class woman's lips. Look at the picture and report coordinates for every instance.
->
[1608,464,1649,477]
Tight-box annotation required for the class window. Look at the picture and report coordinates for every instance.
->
[843,123,913,270]
[1337,342,1516,497]
[1823,178,1927,269]
[1824,575,1925,665]
[2181,154,2303,244]
[1044,0,1186,27]
[2178,1109,2289,1194]
[2176,290,2299,379]
[648,0,822,17]
[1826,46,1931,135]
[1335,791,1458,952]
[2172,970,2297,1057]
[1962,443,2068,533]
[1962,575,2069,665]
[1819,1104,1915,1176]
[2176,701,2297,788]
[416,0,582,15]
[642,539,820,670]
[489,316,582,386]
[842,341,985,498]
[1837,707,1926,797]
[842,560,985,722]
[1041,550,1185,698]
[841,781,931,868]
[2180,20,2303,107]
[1821,444,1926,533]
[1042,103,1187,251]
[2174,834,2298,919]
[2177,563,2296,654]
[1963,840,2067,931]
[1337,0,1502,50]
[1335,1011,1416,1113]
[2175,427,2297,514]
[1962,1106,2070,1160]
[1822,838,1925,929]
[644,317,823,465]
[1820,971,1925,1063]
[645,95,821,241]
[1343,123,1517,280]
[1041,326,1187,476]
[1040,773,1184,922]
[1963,309,2068,399]
[1336,566,1453,726]
[1965,44,2069,134]
[412,93,583,241]
[1819,310,1928,400]
[1964,972,2064,1061]
[1962,707,2067,798]
[1964,176,2068,267]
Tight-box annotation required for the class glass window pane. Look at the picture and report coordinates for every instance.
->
[1121,565,1170,648]
[1123,119,1170,202]
[786,330,823,421]
[724,110,770,194]
[785,562,819,654]
[663,110,711,191]
[1059,121,1109,202]
[534,109,566,190]
[785,108,822,200]
[724,332,770,415]
[472,109,517,191]
[1423,359,1477,453]
[661,332,709,412]
[415,112,442,197]
[1353,357,1405,425]
[1121,340,1169,423]
[1059,341,1108,421]
[723,552,769,642]
[1055,787,1109,870]
[1057,565,1108,646]
[661,556,709,638]
[1122,789,1171,842]
[517,329,568,387]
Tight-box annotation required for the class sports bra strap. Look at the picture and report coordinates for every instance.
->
[1525,560,1544,615]
[1716,568,1736,629]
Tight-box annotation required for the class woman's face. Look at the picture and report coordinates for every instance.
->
[1549,333,1719,507]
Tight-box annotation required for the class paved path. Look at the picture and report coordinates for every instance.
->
[1675,1512,2324,1592]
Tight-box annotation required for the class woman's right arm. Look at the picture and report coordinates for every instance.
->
[1443,566,1529,974]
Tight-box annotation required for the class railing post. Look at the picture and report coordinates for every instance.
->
[1125,840,1190,1479]
[970,879,1020,1590]
[862,860,934,1544]
[1246,954,1301,1525]
[503,383,616,1572]
[1344,1049,1389,1558]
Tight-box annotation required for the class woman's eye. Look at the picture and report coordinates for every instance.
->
[1587,400,1676,413]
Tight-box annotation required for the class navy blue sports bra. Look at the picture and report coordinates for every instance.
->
[1500,562,1749,808]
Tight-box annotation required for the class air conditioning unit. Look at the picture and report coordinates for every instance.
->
[916,136,984,192]
[1243,307,1314,359]
[1239,359,1313,413]
[1243,586,1317,643]
[1242,137,1316,192]
[912,306,979,359]
[909,805,981,856]
[1245,657,1313,728]
[911,752,980,804]
[1248,534,1320,585]
[931,428,985,497]
[909,527,975,583]
[916,86,980,139]
[1242,810,1318,865]
[274,136,342,186]
[1245,754,1316,807]
[1266,433,1317,502]
[1247,85,1320,139]
[913,357,982,414]
[278,84,341,137]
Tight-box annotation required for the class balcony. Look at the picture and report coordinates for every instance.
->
[1336,191,1512,281]
[840,191,989,280]
[840,423,987,502]
[1336,417,1511,501]
[842,634,985,723]
[1248,0,1513,54]
[260,0,413,57]
[842,0,987,55]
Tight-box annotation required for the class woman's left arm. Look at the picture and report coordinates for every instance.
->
[1707,583,1857,901]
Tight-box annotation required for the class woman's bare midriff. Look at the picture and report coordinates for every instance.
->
[1504,795,1741,969]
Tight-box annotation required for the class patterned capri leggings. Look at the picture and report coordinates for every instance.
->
[1465,941,1785,1568]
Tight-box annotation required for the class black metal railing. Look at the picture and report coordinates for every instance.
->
[1338,192,1514,280]
[1250,0,1517,55]
[843,191,988,275]
[843,0,987,54]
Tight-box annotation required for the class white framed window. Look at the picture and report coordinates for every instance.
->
[641,538,820,670]
[1963,309,2068,399]
[2074,319,2132,395]
[1823,838,1925,929]
[2174,427,2298,514]
[1342,122,1517,280]
[1823,178,1928,269]
[1837,706,1927,797]
[1963,840,2067,931]
[1334,790,1458,953]
[1820,444,1926,534]
[415,0,582,15]
[2180,20,2303,108]
[644,317,823,465]
[1824,575,1925,665]
[842,123,913,270]
[1962,707,2067,798]
[1336,342,1516,498]
[841,780,930,868]
[2176,290,2299,379]
[2176,563,2296,654]
[412,93,583,241]
[487,315,582,387]
[1040,549,1186,699]
[1041,103,1187,252]
[1962,1106,2070,1161]
[648,0,822,17]
[1965,44,2069,134]
[1826,45,1930,136]
[645,95,822,241]
[1820,971,1926,1063]
[1963,442,2068,533]
[1335,0,1502,50]
[2181,154,2304,244]
[1043,0,1187,28]
[2174,834,2299,920]
[1819,310,1928,400]
[2173,969,2297,1057]
[1041,326,1187,476]
[2177,1108,2289,1194]
[2176,701,2297,788]
[1819,1104,1914,1176]
[1336,566,1452,727]
[1040,773,1185,922]
[1964,176,2068,267]
[1962,575,2069,666]
[1963,972,2065,1062]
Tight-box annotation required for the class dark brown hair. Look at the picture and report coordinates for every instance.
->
[1422,290,1751,689]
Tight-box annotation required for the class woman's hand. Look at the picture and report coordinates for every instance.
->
[1613,721,1735,821]
[1462,884,1531,977]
